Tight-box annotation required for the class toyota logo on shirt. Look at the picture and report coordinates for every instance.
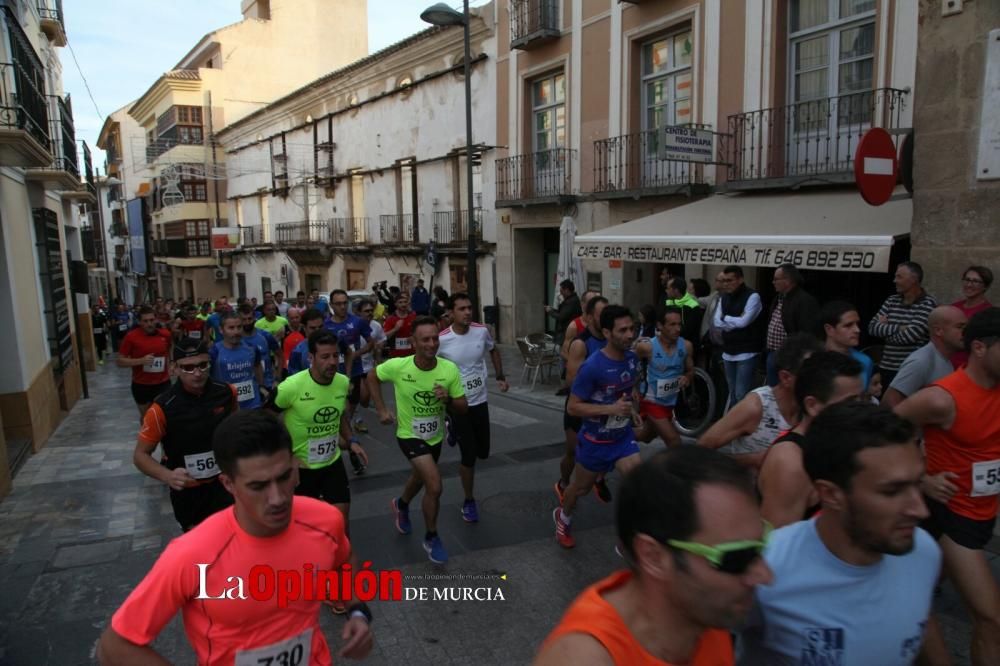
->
[413,391,438,407]
[313,406,341,424]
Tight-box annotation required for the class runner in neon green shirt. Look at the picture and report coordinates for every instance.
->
[368,315,467,564]
[272,330,367,517]
[254,302,288,340]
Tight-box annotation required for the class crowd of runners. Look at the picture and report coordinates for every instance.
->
[89,262,1000,665]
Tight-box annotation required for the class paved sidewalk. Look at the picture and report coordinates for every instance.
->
[0,356,995,664]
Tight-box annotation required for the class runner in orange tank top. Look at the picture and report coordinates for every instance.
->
[535,447,771,665]
[895,307,1000,666]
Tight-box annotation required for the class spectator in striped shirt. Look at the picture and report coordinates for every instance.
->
[867,261,938,388]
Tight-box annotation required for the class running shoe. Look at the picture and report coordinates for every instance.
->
[555,387,569,396]
[553,479,567,503]
[445,417,457,447]
[553,508,575,549]
[461,499,479,523]
[325,600,347,614]
[593,478,612,503]
[349,451,366,476]
[423,535,449,564]
[352,418,368,434]
[391,497,411,535]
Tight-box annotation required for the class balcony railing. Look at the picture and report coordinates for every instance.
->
[727,87,908,189]
[496,148,575,204]
[379,214,420,245]
[47,94,78,177]
[152,238,212,258]
[1,7,51,154]
[240,224,267,246]
[82,140,96,196]
[433,209,483,246]
[37,0,66,45]
[510,0,560,49]
[594,128,712,195]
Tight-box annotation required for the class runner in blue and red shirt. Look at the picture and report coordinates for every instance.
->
[554,304,642,549]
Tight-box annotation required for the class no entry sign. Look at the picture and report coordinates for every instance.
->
[854,128,898,206]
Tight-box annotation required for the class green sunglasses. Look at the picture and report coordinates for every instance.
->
[667,521,772,575]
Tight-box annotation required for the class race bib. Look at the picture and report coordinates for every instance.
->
[655,377,682,400]
[234,380,256,402]
[464,372,486,401]
[395,338,411,351]
[412,416,440,441]
[143,356,166,373]
[235,627,312,666]
[605,414,631,430]
[93,327,104,334]
[118,323,128,332]
[971,459,1000,497]
[307,436,337,465]
[189,330,202,339]
[183,451,219,479]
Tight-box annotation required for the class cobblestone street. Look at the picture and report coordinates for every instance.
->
[0,354,996,664]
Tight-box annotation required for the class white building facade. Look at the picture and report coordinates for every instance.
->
[216,6,498,312]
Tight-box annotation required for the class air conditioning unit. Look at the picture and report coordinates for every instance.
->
[214,267,230,280]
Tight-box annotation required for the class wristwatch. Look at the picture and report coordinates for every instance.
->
[348,602,372,624]
[495,374,506,382]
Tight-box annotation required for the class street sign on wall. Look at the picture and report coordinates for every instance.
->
[854,128,899,206]
[657,125,715,163]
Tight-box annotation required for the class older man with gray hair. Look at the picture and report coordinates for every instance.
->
[882,305,967,408]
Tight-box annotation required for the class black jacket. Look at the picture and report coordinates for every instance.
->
[769,286,820,337]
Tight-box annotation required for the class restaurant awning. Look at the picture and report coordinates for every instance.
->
[574,189,912,273]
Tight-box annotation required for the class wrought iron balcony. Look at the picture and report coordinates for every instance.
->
[510,0,560,50]
[379,214,420,245]
[37,0,66,46]
[495,148,575,206]
[593,127,713,197]
[26,94,79,189]
[270,217,368,247]
[240,224,268,247]
[727,87,908,190]
[433,209,483,246]
[0,8,52,165]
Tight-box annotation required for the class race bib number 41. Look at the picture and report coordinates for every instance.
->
[971,459,1000,497]
[143,356,166,373]
[234,627,312,666]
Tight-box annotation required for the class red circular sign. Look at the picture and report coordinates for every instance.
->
[854,128,899,206]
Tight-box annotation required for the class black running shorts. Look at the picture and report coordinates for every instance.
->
[296,456,351,505]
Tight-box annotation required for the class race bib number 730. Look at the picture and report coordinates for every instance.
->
[234,627,312,666]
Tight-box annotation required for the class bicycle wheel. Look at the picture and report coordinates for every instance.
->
[673,368,716,437]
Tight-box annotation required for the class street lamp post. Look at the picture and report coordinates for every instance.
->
[421,1,479,319]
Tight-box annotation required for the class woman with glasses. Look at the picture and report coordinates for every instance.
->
[952,266,992,368]
[954,265,993,319]
[131,338,237,532]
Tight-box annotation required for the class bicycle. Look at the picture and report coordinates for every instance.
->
[672,367,717,437]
